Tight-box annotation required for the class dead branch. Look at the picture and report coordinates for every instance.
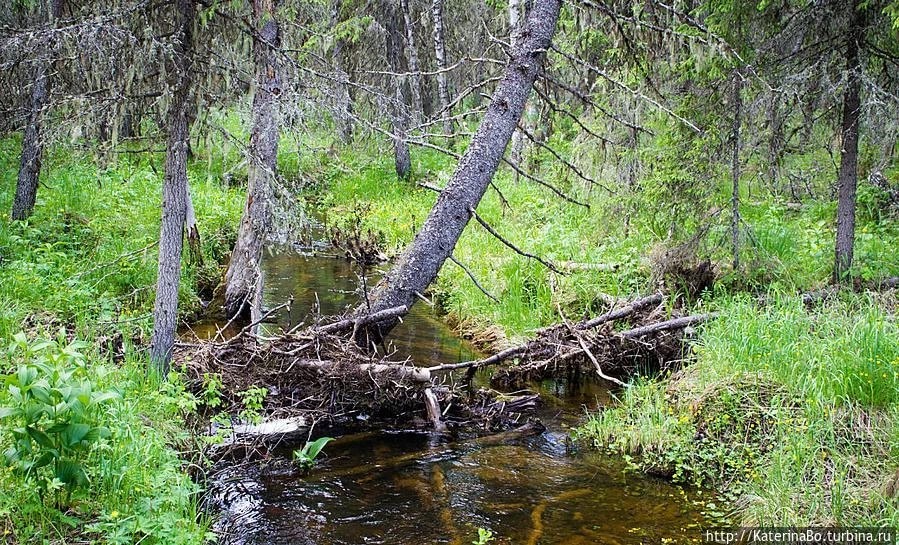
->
[619,313,716,338]
[468,206,561,273]
[449,254,500,303]
[318,305,408,334]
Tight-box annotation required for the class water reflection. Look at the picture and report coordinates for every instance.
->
[212,381,706,545]
[188,246,479,365]
[203,246,707,544]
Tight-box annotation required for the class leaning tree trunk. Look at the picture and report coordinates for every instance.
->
[149,0,195,372]
[385,0,411,179]
[431,0,452,137]
[222,0,282,318]
[354,0,562,345]
[11,0,63,221]
[834,0,863,283]
[400,0,423,123]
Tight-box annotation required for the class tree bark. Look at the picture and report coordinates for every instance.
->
[149,0,195,372]
[731,68,742,272]
[331,0,354,142]
[223,0,282,318]
[767,90,783,191]
[834,0,863,283]
[431,0,452,137]
[11,0,63,221]
[185,184,202,265]
[354,0,562,344]
[508,0,524,165]
[400,0,423,123]
[385,0,411,179]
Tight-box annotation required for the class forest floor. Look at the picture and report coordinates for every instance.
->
[0,131,898,542]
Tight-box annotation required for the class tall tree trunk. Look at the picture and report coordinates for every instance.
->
[508,0,538,173]
[223,0,282,318]
[431,0,452,137]
[355,0,562,344]
[386,0,411,179]
[767,90,783,192]
[149,0,195,372]
[834,0,863,283]
[400,0,423,123]
[731,68,742,272]
[331,0,354,142]
[508,0,524,165]
[11,0,63,221]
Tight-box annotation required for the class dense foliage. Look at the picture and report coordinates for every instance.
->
[1,0,898,540]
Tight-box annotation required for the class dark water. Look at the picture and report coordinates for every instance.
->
[202,246,708,544]
[187,244,478,365]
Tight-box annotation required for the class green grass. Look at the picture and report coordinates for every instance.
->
[575,295,899,526]
[1,115,897,539]
[317,141,653,340]
[0,135,243,543]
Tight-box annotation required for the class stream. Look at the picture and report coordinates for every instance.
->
[195,243,709,545]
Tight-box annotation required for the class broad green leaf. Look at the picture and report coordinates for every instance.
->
[26,427,54,449]
[63,423,91,447]
[304,437,334,460]
[33,450,55,469]
[46,422,69,434]
[55,459,89,488]
[30,383,51,404]
[91,391,121,405]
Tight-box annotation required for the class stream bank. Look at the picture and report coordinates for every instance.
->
[186,244,711,544]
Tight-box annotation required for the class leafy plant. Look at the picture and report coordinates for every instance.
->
[237,385,268,425]
[0,333,121,505]
[472,527,495,545]
[292,436,333,473]
[201,372,223,409]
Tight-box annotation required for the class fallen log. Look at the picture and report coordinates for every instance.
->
[577,292,663,330]
[619,313,716,339]
[319,305,408,334]
[279,358,432,383]
[426,293,665,374]
[558,261,620,272]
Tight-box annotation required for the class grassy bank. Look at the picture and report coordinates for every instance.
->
[0,137,243,543]
[314,139,899,526]
[576,295,899,526]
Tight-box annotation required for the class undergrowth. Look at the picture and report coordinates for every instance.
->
[0,136,243,543]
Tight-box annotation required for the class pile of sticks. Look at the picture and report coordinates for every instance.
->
[177,294,715,431]
[426,293,714,388]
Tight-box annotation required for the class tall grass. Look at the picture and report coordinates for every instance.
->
[576,295,899,526]
[698,295,899,407]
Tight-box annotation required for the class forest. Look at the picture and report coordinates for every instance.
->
[0,0,898,543]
